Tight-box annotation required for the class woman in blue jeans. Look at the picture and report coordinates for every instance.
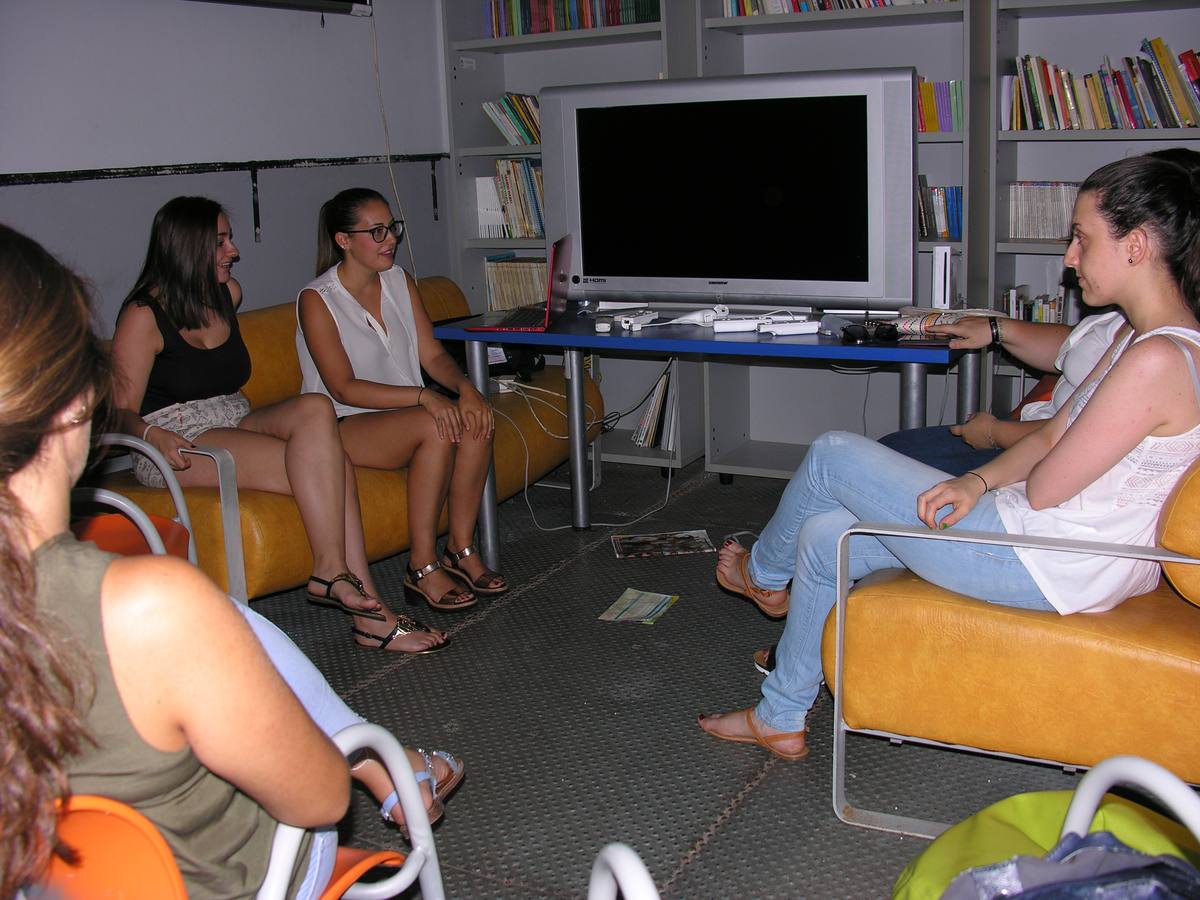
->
[701,152,1200,759]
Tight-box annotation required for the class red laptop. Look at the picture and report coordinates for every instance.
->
[466,234,572,333]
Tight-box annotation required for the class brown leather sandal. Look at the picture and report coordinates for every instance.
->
[441,544,508,595]
[698,708,809,760]
[715,541,789,618]
[404,560,477,611]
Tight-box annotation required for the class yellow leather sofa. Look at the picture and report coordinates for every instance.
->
[95,276,604,599]
[821,457,1200,836]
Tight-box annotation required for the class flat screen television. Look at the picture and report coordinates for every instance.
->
[539,68,916,312]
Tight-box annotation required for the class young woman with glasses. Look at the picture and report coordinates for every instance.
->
[109,196,446,655]
[700,152,1200,760]
[296,188,506,614]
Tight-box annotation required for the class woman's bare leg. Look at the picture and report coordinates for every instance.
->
[177,395,444,652]
[444,429,504,589]
[338,407,464,604]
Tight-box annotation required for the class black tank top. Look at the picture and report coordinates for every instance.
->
[136,287,252,416]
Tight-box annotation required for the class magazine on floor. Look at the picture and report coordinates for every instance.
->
[598,588,678,624]
[610,529,716,559]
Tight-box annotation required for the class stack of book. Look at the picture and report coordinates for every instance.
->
[725,0,950,13]
[916,175,962,241]
[1002,38,1200,131]
[482,93,541,145]
[477,159,545,240]
[1005,182,1080,241]
[631,369,676,451]
[1002,284,1066,324]
[484,254,548,311]
[486,1,659,37]
[917,77,962,133]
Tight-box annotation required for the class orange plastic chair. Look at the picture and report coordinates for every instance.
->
[43,794,187,899]
[42,793,408,900]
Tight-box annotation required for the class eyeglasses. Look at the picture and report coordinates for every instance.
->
[343,219,404,243]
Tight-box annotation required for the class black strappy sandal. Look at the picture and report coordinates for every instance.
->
[307,572,387,621]
[351,614,450,654]
[441,545,508,596]
[404,560,478,611]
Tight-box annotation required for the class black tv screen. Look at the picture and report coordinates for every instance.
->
[575,95,869,283]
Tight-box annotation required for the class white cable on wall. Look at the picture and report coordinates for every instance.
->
[369,5,419,277]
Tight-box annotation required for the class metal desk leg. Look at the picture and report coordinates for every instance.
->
[565,349,591,530]
[466,340,500,571]
[957,349,980,421]
[899,362,928,430]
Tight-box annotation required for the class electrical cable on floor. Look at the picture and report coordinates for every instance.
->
[492,375,676,531]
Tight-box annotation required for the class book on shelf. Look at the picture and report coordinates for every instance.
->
[1003,284,1065,324]
[916,177,961,241]
[481,93,541,145]
[475,177,507,238]
[916,77,962,133]
[1007,38,1200,133]
[1005,182,1079,241]
[724,0,951,13]
[484,255,547,311]
[632,368,671,449]
[490,158,545,240]
[486,0,658,38]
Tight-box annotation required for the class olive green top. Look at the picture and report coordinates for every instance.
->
[37,533,310,899]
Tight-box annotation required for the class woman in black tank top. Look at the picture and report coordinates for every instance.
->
[109,197,447,656]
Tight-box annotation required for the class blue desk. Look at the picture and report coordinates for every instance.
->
[435,313,977,568]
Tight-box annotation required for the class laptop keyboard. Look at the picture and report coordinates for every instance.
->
[494,305,546,328]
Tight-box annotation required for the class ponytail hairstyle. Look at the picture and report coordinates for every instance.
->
[0,224,109,895]
[124,196,234,330]
[315,188,390,275]
[1080,150,1200,315]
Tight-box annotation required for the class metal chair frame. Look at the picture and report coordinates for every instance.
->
[587,842,660,900]
[259,722,445,900]
[831,522,1200,839]
[93,433,248,602]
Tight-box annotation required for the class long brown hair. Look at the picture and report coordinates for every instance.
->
[0,224,109,894]
[124,196,234,330]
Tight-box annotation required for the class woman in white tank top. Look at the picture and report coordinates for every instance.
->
[698,150,1200,759]
[297,189,506,618]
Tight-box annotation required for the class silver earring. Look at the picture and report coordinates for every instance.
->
[67,408,87,425]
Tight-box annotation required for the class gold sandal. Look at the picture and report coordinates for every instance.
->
[307,572,386,621]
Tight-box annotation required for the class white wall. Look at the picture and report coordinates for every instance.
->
[0,0,447,170]
[0,0,452,333]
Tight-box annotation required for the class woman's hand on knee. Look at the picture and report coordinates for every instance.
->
[144,425,196,470]
[419,389,465,442]
[916,475,985,529]
[457,385,494,440]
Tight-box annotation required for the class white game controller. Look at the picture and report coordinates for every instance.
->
[665,304,730,326]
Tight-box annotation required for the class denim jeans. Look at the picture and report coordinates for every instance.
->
[877,425,1002,477]
[748,431,1053,732]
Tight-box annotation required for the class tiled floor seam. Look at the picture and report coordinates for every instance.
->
[342,471,712,702]
[657,756,778,897]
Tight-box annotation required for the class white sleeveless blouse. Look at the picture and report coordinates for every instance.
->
[296,265,424,418]
[996,326,1200,614]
